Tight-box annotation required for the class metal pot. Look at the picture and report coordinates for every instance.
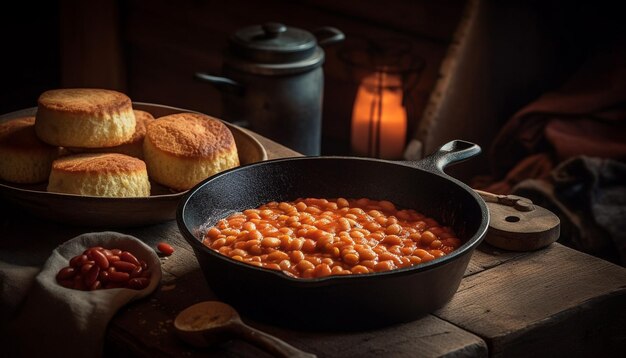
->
[177,140,489,330]
[195,22,344,156]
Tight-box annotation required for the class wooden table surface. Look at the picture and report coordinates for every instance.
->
[2,133,625,357]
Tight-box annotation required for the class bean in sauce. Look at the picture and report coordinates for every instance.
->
[202,198,462,279]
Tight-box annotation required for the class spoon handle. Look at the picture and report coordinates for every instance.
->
[232,321,316,358]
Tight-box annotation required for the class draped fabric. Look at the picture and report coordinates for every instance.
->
[473,46,626,264]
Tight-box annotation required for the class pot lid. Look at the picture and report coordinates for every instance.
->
[227,22,324,74]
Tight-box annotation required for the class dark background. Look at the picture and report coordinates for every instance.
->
[1,0,623,157]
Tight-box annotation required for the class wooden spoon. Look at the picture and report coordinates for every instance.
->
[174,301,316,358]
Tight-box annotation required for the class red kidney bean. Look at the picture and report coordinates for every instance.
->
[112,261,137,273]
[140,269,152,278]
[84,246,103,255]
[80,262,94,275]
[89,280,102,291]
[110,249,122,256]
[89,249,109,269]
[56,267,76,280]
[120,251,140,266]
[73,275,86,290]
[57,246,152,291]
[127,278,149,290]
[108,271,130,282]
[84,265,100,287]
[157,242,174,256]
[58,279,74,288]
[129,265,143,278]
[70,254,87,268]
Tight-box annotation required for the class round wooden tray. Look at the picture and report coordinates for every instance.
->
[0,103,267,227]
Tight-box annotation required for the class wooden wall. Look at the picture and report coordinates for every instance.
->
[56,0,466,155]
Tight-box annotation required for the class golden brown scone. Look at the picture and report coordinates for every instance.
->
[143,112,239,191]
[66,109,155,159]
[47,153,151,197]
[0,117,60,184]
[35,88,136,148]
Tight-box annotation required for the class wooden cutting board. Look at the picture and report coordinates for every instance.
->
[475,190,560,251]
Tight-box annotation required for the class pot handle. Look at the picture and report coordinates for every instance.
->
[313,27,345,46]
[194,72,245,95]
[412,140,481,174]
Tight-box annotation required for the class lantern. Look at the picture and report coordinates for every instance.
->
[350,68,407,159]
[339,36,424,159]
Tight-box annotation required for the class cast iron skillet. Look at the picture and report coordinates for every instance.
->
[177,140,489,330]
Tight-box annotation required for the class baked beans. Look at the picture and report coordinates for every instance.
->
[202,198,461,278]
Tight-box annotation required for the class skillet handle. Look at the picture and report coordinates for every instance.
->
[413,140,481,174]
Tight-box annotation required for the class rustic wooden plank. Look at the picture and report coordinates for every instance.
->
[464,243,530,276]
[435,243,626,357]
[108,257,487,358]
[254,316,487,358]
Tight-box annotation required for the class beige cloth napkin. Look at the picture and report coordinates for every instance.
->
[2,231,162,357]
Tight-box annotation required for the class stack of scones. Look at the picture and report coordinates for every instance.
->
[0,88,239,197]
